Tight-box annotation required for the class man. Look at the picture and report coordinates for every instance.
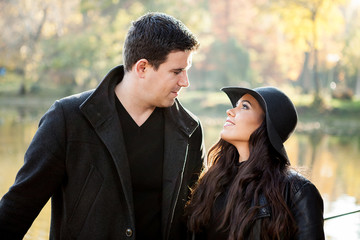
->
[0,12,205,240]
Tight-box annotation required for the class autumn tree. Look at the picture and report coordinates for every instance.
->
[341,1,360,97]
[0,0,50,95]
[265,0,349,105]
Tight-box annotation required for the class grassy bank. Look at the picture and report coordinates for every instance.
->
[1,89,359,116]
[1,89,359,136]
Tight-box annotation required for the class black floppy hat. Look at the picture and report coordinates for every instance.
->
[221,86,298,163]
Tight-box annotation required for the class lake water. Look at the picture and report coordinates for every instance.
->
[0,103,360,239]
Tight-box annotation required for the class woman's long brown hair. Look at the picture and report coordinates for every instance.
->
[185,121,297,240]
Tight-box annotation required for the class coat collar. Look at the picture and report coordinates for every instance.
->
[79,65,123,129]
[164,98,199,137]
[254,193,271,219]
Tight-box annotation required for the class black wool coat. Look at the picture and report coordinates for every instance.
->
[0,65,206,240]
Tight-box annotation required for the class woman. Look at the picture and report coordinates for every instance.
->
[186,86,324,240]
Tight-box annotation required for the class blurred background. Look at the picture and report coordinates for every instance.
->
[1,0,360,239]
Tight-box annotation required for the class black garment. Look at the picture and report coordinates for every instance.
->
[203,189,228,240]
[198,165,241,240]
[203,162,245,239]
[192,170,324,240]
[115,97,164,240]
[0,65,205,240]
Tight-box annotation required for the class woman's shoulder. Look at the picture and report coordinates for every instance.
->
[285,169,322,200]
[286,169,309,188]
[284,170,325,239]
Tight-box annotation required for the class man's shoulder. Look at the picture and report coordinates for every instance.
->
[57,89,95,108]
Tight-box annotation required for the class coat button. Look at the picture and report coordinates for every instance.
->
[125,228,133,237]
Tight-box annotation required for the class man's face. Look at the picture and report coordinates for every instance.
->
[143,50,192,108]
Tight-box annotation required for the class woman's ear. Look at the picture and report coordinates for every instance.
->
[134,59,148,78]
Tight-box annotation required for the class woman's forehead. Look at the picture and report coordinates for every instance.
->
[236,93,258,105]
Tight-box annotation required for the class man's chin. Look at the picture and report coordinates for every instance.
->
[158,99,176,108]
[166,100,176,107]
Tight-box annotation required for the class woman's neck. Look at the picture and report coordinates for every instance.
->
[235,144,250,162]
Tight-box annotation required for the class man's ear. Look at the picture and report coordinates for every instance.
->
[134,59,148,78]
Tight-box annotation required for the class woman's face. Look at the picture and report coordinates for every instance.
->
[221,93,265,147]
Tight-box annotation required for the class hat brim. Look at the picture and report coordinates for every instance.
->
[221,86,289,163]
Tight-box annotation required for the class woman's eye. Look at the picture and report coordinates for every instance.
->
[242,103,249,109]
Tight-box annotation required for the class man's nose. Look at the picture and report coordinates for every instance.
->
[178,71,189,88]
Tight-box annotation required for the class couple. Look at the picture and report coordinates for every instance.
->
[0,13,324,240]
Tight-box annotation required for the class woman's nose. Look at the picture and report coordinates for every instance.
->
[226,109,235,117]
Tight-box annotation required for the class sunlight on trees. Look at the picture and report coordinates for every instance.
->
[0,0,359,103]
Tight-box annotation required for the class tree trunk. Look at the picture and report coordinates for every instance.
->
[16,67,26,95]
[313,16,320,101]
[355,65,360,97]
[312,11,323,107]
[297,52,312,93]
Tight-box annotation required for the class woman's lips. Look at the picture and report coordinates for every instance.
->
[224,119,235,127]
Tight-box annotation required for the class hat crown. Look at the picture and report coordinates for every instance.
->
[254,87,297,143]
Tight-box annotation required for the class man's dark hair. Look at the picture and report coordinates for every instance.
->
[123,12,200,72]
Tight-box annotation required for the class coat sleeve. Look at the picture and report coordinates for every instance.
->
[0,101,67,239]
[291,181,325,240]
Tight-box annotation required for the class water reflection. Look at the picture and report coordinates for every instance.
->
[0,107,360,239]
[0,106,51,240]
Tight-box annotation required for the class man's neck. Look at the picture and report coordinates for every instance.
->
[115,73,155,127]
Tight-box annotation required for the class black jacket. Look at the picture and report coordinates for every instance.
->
[251,171,324,240]
[0,65,205,240]
[192,171,324,240]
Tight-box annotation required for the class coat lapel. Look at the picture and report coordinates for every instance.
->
[162,119,189,239]
[79,66,135,226]
[161,100,199,239]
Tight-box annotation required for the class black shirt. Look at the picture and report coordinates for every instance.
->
[115,97,164,239]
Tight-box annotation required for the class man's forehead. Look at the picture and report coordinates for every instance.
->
[164,51,193,68]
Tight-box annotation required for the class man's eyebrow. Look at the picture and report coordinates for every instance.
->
[172,68,186,71]
[173,64,192,71]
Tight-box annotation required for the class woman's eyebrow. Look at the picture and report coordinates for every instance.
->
[236,99,252,107]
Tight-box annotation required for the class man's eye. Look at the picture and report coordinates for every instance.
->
[174,71,181,75]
